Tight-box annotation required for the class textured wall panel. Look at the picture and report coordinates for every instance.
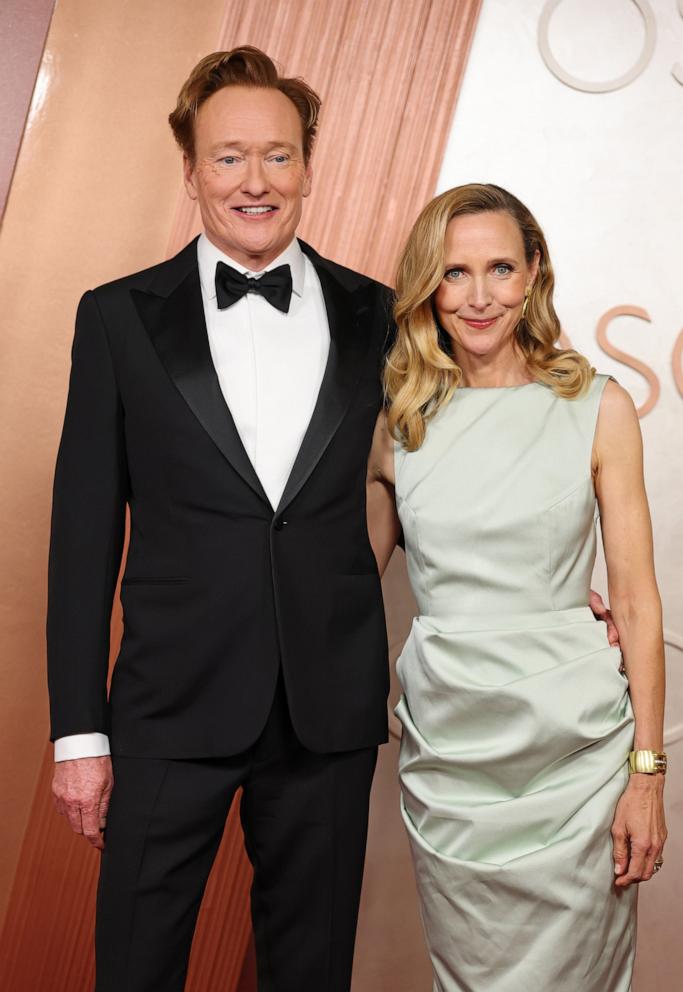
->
[0,1,482,989]
[168,0,483,284]
[0,0,55,221]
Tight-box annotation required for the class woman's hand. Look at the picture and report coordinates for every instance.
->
[611,774,667,887]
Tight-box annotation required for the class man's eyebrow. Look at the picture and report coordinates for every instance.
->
[207,140,299,155]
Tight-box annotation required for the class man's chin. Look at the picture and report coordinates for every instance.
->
[206,231,276,266]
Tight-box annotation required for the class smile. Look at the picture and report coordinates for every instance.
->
[461,316,500,329]
[233,206,277,216]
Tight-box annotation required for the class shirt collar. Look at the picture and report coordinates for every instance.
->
[197,233,306,301]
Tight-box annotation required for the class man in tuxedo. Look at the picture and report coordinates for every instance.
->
[48,47,391,991]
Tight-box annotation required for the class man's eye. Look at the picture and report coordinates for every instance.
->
[220,156,239,165]
[270,154,289,164]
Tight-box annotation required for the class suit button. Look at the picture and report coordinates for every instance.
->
[274,519,288,531]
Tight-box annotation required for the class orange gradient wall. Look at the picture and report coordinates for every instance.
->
[0,2,482,989]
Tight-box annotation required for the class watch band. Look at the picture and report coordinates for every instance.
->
[628,750,667,775]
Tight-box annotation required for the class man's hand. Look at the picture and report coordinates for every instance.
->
[52,756,113,850]
[589,589,620,647]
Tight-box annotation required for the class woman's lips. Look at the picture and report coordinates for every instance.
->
[461,316,500,329]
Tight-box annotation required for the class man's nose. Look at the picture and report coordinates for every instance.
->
[241,157,270,197]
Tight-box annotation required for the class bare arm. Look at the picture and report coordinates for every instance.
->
[367,411,401,576]
[594,380,666,886]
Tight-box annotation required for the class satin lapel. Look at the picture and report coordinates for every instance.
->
[276,260,371,514]
[132,267,270,506]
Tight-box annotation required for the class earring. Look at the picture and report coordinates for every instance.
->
[522,287,532,318]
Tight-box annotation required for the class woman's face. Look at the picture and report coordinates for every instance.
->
[434,210,540,361]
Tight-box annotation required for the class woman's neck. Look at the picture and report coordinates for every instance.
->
[455,349,532,389]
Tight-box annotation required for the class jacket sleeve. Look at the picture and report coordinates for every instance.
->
[47,290,129,740]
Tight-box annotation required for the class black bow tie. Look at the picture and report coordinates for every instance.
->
[215,261,293,314]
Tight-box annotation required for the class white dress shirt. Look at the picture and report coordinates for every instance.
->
[54,234,330,761]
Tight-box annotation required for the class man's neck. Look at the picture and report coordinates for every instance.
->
[202,232,297,273]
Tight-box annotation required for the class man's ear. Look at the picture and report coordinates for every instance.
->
[303,163,313,199]
[183,154,198,201]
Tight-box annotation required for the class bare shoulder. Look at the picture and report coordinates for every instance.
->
[594,379,642,467]
[599,378,638,420]
[368,409,396,485]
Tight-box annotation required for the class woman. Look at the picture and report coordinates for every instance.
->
[367,184,666,990]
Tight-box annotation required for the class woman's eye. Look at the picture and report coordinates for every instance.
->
[493,264,513,275]
[445,268,464,280]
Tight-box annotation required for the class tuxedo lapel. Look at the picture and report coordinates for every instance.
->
[276,247,373,514]
[132,247,270,506]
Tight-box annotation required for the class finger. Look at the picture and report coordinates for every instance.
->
[99,785,112,830]
[640,854,657,882]
[65,805,84,836]
[589,590,606,615]
[98,779,115,844]
[616,844,648,888]
[606,617,619,646]
[81,805,105,850]
[612,831,629,876]
[641,838,666,882]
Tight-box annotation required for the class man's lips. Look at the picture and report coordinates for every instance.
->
[231,205,279,218]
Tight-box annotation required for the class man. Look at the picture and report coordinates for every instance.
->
[48,47,391,991]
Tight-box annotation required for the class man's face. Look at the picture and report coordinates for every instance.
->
[183,86,313,270]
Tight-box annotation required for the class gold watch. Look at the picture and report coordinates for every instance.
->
[628,750,667,775]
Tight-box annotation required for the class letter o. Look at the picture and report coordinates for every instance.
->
[674,0,683,86]
[538,0,657,93]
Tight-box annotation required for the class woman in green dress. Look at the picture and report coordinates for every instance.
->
[367,184,667,990]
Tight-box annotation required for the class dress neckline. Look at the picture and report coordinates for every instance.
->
[456,382,540,392]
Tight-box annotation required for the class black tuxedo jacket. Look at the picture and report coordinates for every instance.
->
[47,238,393,757]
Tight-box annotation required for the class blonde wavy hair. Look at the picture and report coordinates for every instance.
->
[385,184,594,450]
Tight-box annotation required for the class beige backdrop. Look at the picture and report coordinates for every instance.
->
[434,2,683,989]
[0,1,480,989]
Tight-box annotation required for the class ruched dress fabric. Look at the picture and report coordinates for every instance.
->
[394,375,636,992]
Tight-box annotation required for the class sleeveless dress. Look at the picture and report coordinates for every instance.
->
[394,375,636,992]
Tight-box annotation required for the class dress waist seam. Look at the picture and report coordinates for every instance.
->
[416,605,598,633]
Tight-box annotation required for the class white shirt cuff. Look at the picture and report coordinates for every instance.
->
[54,733,111,762]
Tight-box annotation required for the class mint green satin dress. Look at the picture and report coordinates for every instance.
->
[394,375,636,991]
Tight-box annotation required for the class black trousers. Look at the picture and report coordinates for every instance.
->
[94,677,377,992]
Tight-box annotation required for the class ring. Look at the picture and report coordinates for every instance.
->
[653,859,664,873]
